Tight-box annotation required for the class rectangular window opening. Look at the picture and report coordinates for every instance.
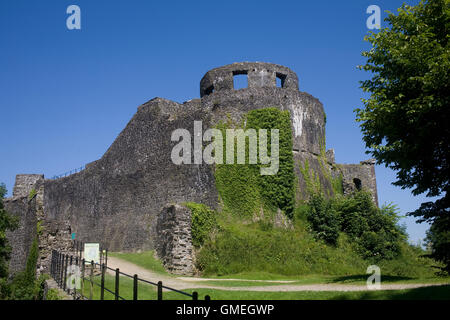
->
[233,71,248,90]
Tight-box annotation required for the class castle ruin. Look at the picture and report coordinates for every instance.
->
[4,62,377,275]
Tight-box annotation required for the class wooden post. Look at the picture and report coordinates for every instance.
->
[192,291,198,300]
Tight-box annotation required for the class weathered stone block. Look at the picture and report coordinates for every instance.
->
[155,204,195,275]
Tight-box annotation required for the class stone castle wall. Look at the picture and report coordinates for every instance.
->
[5,62,378,275]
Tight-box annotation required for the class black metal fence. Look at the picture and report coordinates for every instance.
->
[49,249,209,301]
[50,166,85,180]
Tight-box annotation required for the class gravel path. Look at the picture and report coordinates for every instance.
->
[106,256,447,292]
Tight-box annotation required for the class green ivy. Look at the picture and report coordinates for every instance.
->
[28,188,37,201]
[214,108,295,219]
[299,159,322,196]
[185,202,217,248]
[247,108,295,218]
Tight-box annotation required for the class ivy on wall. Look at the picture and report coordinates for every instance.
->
[214,107,295,219]
[299,146,344,199]
[185,202,217,248]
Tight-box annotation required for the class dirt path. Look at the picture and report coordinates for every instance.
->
[106,256,447,292]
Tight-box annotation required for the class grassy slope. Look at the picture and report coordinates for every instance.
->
[108,251,169,276]
[195,212,443,280]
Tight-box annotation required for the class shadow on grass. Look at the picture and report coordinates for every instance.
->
[329,274,413,284]
[332,284,450,300]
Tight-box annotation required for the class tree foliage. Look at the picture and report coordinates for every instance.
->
[356,0,449,269]
[305,191,405,260]
[305,194,340,245]
[0,183,18,279]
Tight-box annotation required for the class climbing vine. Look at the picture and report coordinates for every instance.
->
[214,108,295,219]
[185,202,217,248]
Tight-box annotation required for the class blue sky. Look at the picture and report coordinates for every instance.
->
[0,0,432,244]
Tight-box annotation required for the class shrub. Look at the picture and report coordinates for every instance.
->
[305,194,340,245]
[24,237,39,282]
[9,236,42,300]
[10,273,47,300]
[301,190,405,260]
[334,191,404,260]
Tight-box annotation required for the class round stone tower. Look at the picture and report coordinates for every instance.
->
[200,62,299,96]
[199,62,326,156]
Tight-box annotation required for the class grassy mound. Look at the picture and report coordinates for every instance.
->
[195,212,439,279]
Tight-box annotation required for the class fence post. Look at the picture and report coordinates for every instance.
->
[58,253,62,287]
[192,291,198,301]
[63,255,68,292]
[115,268,120,300]
[52,251,56,278]
[133,274,138,300]
[50,251,53,276]
[81,259,85,298]
[74,257,78,298]
[60,253,65,288]
[157,281,163,300]
[205,295,211,300]
[100,264,105,300]
[105,249,108,268]
[68,255,73,295]
[89,260,94,300]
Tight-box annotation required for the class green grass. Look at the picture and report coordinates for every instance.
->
[79,274,193,300]
[191,275,450,287]
[108,250,169,276]
[78,274,450,300]
[196,214,442,279]
[108,248,448,287]
[167,285,450,300]
[190,280,292,287]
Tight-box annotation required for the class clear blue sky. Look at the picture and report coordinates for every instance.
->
[0,0,432,244]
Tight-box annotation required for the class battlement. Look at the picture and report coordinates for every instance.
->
[200,62,299,97]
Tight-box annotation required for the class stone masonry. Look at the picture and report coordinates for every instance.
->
[5,62,378,275]
[155,204,195,275]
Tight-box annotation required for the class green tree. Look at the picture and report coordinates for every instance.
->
[0,183,18,279]
[356,0,449,269]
